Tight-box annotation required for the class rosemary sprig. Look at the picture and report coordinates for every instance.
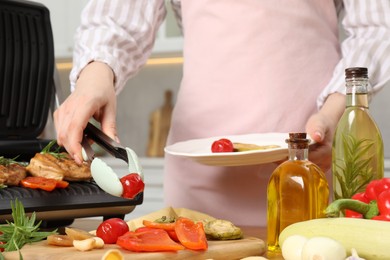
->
[0,156,20,166]
[0,199,57,252]
[40,140,67,160]
[333,134,374,199]
[0,156,28,168]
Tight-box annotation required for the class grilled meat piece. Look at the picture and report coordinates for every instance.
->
[0,163,27,186]
[26,153,91,181]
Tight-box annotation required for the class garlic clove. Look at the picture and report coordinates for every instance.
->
[301,236,346,260]
[281,235,308,260]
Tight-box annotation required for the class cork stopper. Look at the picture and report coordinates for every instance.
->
[345,67,368,79]
[286,133,309,149]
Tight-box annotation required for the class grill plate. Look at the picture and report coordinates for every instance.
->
[0,181,143,225]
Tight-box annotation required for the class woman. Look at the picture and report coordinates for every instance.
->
[54,0,390,226]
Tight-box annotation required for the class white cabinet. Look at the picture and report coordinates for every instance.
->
[31,0,183,58]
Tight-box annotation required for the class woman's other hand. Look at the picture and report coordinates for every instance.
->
[305,92,345,172]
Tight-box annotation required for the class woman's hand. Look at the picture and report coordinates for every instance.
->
[305,92,345,172]
[54,61,118,164]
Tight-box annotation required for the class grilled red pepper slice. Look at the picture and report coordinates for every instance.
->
[142,220,176,231]
[20,176,69,192]
[116,229,184,252]
[174,217,208,250]
[135,226,179,242]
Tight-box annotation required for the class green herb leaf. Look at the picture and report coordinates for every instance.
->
[40,140,66,160]
[0,199,57,252]
[333,134,375,199]
[0,156,20,166]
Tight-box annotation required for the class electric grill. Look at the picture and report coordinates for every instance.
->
[0,0,142,226]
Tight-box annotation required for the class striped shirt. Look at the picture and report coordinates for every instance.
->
[70,0,390,109]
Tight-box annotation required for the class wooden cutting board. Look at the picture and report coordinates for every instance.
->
[2,236,265,260]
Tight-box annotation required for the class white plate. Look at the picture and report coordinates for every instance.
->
[164,133,291,166]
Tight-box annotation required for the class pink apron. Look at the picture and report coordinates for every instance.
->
[164,0,340,226]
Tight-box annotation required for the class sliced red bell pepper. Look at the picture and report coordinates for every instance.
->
[174,217,208,250]
[116,229,184,252]
[20,176,69,191]
[142,220,176,231]
[134,226,156,233]
[167,229,180,242]
[20,177,58,191]
[136,225,179,242]
[55,180,70,189]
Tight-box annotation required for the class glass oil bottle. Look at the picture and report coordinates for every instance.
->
[267,133,329,253]
[332,67,384,200]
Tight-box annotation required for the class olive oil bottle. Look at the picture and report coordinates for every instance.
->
[267,133,329,253]
[332,67,384,200]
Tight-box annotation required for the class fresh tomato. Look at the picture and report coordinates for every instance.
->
[175,217,208,250]
[120,173,145,199]
[211,138,234,153]
[96,218,129,244]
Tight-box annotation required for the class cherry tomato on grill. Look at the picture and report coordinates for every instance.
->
[120,173,145,199]
[96,218,129,244]
[211,138,234,153]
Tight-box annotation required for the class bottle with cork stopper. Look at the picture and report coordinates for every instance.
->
[267,133,329,253]
[332,67,384,200]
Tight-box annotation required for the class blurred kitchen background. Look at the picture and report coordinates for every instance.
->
[32,0,390,218]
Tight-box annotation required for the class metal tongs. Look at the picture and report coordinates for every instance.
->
[81,122,129,163]
[81,122,143,198]
[82,122,142,177]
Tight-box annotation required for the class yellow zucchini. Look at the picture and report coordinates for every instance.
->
[279,218,390,260]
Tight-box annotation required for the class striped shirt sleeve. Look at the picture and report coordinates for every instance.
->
[170,0,183,31]
[317,0,390,108]
[69,0,166,93]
